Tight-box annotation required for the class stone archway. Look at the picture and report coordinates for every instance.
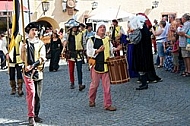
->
[37,17,59,30]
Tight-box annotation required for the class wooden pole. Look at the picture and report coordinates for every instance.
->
[6,0,10,74]
[115,5,121,19]
[20,0,26,43]
[20,0,27,67]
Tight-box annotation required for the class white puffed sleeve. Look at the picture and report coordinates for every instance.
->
[86,38,97,58]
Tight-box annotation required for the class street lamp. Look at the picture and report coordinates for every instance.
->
[152,1,159,9]
[42,0,50,15]
[62,0,67,12]
[91,1,98,10]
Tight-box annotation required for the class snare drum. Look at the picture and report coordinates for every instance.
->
[106,56,130,84]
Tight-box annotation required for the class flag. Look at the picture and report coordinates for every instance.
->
[9,0,20,62]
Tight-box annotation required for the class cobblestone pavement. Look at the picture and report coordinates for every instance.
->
[0,59,190,126]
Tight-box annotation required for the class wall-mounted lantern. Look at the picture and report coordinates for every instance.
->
[152,1,159,9]
[62,0,67,12]
[91,1,98,10]
[42,0,50,15]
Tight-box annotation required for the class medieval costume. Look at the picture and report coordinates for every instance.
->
[20,22,46,125]
[109,19,125,56]
[63,20,85,91]
[128,15,154,90]
[49,32,62,72]
[86,22,121,111]
[8,34,24,96]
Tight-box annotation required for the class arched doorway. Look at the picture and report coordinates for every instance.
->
[37,21,52,29]
[37,17,59,30]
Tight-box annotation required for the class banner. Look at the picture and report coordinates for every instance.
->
[9,0,20,61]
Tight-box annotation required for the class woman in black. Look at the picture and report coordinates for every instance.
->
[49,32,62,72]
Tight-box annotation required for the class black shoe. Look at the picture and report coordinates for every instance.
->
[136,79,141,83]
[28,117,35,126]
[157,78,163,82]
[136,85,148,90]
[53,69,57,72]
[70,84,75,89]
[79,85,85,91]
[1,66,7,70]
[34,116,43,123]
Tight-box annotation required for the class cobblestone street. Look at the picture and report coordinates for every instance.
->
[0,59,190,126]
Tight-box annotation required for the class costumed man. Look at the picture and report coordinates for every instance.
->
[79,23,87,64]
[79,23,86,34]
[0,32,8,70]
[86,22,122,111]
[40,27,52,60]
[84,23,95,68]
[109,19,125,56]
[62,20,86,91]
[8,33,24,96]
[20,22,46,125]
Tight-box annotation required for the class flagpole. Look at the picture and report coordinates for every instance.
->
[20,0,25,43]
[6,0,10,74]
[20,0,27,67]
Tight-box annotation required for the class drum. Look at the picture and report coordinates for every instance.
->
[106,56,130,84]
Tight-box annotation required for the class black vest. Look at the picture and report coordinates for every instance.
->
[92,37,105,72]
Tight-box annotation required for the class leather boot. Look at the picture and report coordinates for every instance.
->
[136,73,148,90]
[10,80,16,95]
[79,84,85,91]
[17,79,24,96]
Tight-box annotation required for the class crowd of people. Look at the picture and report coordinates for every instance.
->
[0,12,190,126]
[152,13,190,77]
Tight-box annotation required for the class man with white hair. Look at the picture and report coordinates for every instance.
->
[86,22,122,111]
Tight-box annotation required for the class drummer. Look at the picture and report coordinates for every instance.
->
[86,22,122,111]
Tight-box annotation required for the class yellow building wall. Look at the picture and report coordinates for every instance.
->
[29,0,190,30]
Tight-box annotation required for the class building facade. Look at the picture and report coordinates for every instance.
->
[28,0,189,31]
[0,0,189,32]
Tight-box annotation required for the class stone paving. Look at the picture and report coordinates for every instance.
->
[0,59,190,126]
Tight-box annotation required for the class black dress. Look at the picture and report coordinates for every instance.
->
[49,38,62,71]
[132,24,154,72]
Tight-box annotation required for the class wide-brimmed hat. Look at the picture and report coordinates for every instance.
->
[25,22,39,33]
[65,19,80,31]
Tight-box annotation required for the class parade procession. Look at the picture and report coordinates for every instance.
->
[0,0,190,126]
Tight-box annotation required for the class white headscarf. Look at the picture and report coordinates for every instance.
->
[128,15,147,30]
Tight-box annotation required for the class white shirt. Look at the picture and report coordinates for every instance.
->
[86,34,114,58]
[0,38,8,55]
[20,37,46,62]
[155,27,165,43]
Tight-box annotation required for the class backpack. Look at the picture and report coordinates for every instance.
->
[128,29,142,44]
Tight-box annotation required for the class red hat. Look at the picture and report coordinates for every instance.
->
[138,13,152,29]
